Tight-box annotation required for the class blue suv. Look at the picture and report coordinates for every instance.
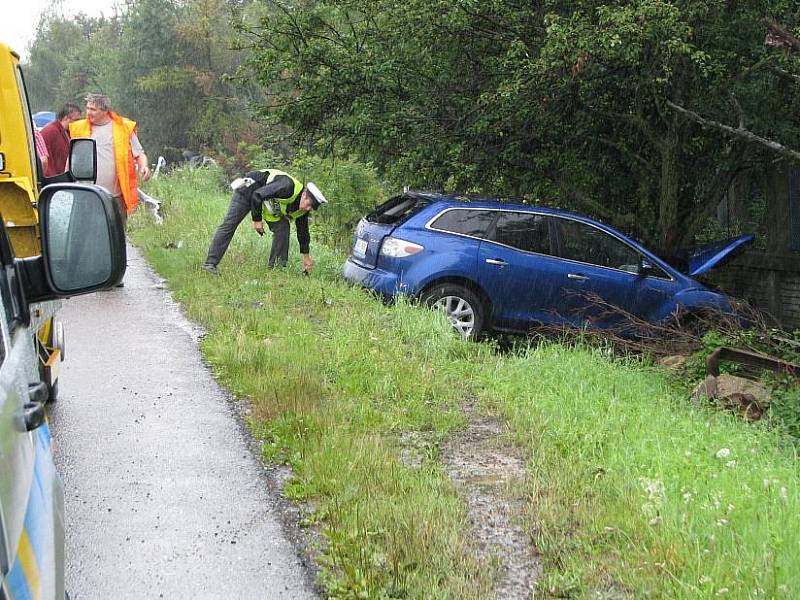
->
[342,192,753,338]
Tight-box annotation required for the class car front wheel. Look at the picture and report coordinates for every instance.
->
[422,284,486,339]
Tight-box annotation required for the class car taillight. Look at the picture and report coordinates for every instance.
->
[380,237,424,258]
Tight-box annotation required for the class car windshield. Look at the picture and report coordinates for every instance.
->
[366,195,432,225]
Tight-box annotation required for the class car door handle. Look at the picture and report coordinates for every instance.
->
[567,273,589,281]
[485,259,508,266]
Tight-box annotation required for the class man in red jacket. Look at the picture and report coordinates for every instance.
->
[40,103,81,177]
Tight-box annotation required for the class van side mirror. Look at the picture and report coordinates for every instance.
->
[69,138,97,183]
[19,183,126,302]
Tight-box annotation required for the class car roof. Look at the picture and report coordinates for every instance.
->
[404,191,604,225]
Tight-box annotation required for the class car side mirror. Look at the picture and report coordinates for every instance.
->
[19,183,126,303]
[638,258,656,277]
[69,138,97,183]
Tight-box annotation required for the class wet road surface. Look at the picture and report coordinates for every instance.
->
[49,246,315,599]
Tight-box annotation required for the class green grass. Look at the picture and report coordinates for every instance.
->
[133,167,800,599]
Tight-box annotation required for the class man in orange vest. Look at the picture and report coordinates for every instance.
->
[69,93,151,228]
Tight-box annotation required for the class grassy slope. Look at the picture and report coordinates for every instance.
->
[132,168,799,599]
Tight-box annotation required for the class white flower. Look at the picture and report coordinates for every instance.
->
[716,588,729,596]
[639,477,665,519]
[715,448,731,459]
[683,492,693,504]
[716,518,729,527]
[699,576,712,585]
[725,460,737,468]
[780,487,788,500]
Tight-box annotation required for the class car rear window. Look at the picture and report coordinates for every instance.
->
[429,209,495,238]
[366,195,432,224]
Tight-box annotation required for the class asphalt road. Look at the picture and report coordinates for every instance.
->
[49,245,315,599]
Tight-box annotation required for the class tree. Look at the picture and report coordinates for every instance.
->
[25,8,119,112]
[25,0,258,161]
[243,0,800,256]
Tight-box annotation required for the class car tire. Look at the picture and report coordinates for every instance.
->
[422,283,486,339]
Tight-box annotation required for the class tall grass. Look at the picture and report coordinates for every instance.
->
[134,167,800,598]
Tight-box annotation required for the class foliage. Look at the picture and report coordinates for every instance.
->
[289,152,387,253]
[23,0,257,162]
[242,0,800,256]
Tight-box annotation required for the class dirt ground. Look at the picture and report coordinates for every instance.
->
[401,400,541,598]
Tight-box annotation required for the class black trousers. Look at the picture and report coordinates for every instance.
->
[205,191,290,268]
[266,217,290,268]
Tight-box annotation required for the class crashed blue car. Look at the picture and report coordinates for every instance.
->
[343,192,753,338]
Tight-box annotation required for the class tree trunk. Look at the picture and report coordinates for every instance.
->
[719,170,752,229]
[765,161,790,254]
[657,132,682,257]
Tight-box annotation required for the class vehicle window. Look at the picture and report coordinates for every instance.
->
[555,218,641,272]
[15,66,37,176]
[0,270,9,365]
[0,228,20,336]
[490,211,551,254]
[367,195,431,225]
[429,209,494,238]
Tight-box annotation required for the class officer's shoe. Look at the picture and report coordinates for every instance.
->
[201,263,220,275]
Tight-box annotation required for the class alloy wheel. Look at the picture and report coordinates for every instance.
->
[432,295,475,338]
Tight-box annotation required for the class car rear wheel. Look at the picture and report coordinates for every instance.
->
[422,284,486,339]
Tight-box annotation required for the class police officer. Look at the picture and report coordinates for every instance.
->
[202,169,328,275]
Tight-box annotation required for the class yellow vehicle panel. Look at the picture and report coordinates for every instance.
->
[0,43,41,258]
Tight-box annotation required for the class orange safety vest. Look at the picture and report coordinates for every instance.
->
[69,112,139,213]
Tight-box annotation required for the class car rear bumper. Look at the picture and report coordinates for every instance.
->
[343,258,408,297]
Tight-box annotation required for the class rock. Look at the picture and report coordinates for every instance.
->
[691,375,718,405]
[658,355,688,372]
[691,374,771,421]
[715,374,770,404]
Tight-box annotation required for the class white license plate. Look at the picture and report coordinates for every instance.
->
[354,238,368,257]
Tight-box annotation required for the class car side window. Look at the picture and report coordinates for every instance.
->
[555,218,642,272]
[490,211,551,254]
[429,209,495,238]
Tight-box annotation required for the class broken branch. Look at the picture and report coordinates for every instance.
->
[666,101,800,163]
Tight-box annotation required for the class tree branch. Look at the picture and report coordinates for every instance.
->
[769,64,800,83]
[667,101,800,163]
[596,137,657,175]
[766,18,800,52]
[680,146,748,249]
[594,109,660,148]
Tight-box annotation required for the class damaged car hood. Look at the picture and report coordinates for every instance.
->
[687,234,755,276]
